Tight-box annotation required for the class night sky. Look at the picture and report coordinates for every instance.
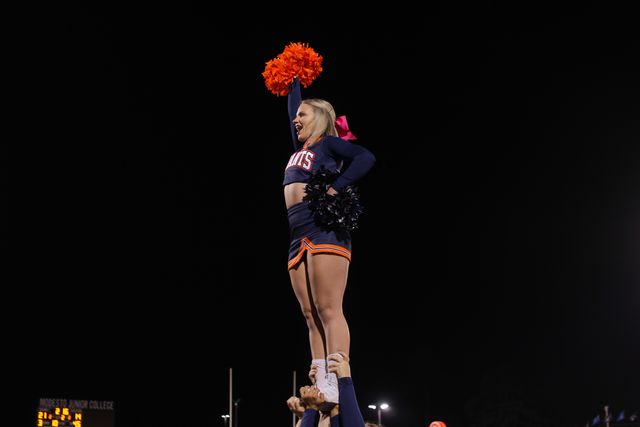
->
[24,2,639,427]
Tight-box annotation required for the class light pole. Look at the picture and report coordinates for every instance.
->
[221,414,230,427]
[368,403,389,426]
[233,399,241,427]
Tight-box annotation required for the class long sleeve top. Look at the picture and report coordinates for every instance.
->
[283,78,375,191]
[300,377,365,427]
[300,408,319,427]
[336,377,365,427]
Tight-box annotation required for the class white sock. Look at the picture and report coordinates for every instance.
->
[326,370,338,386]
[312,359,327,386]
[312,358,326,369]
[321,370,339,404]
[312,358,338,404]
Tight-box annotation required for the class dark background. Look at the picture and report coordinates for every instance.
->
[23,2,639,427]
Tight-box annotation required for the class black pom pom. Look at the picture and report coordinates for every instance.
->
[303,167,364,232]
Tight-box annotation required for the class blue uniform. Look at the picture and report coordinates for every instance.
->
[285,79,375,270]
[336,377,365,427]
[283,80,376,191]
[297,377,366,427]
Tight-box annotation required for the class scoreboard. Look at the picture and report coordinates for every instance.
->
[37,398,114,427]
[37,406,81,427]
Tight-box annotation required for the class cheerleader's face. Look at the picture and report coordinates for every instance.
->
[293,103,316,143]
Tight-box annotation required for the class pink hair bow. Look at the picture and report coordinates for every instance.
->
[335,115,357,141]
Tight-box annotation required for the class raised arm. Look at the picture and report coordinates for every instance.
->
[327,353,365,427]
[338,377,365,427]
[299,409,319,427]
[288,77,303,151]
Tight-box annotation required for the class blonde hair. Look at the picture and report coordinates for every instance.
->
[301,98,338,145]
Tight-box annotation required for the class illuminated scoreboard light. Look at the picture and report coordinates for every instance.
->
[37,406,81,427]
[37,398,114,427]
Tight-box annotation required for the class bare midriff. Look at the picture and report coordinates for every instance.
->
[284,182,307,210]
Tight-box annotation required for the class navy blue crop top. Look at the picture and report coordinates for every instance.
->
[283,78,375,191]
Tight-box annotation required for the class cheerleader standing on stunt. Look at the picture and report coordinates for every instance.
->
[264,42,376,407]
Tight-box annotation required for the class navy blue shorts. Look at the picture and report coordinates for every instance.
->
[287,201,352,270]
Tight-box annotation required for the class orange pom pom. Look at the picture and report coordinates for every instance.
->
[262,42,323,96]
[429,422,447,427]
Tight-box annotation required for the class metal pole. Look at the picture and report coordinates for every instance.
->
[292,370,297,427]
[229,368,233,427]
[234,400,239,427]
[378,408,381,427]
